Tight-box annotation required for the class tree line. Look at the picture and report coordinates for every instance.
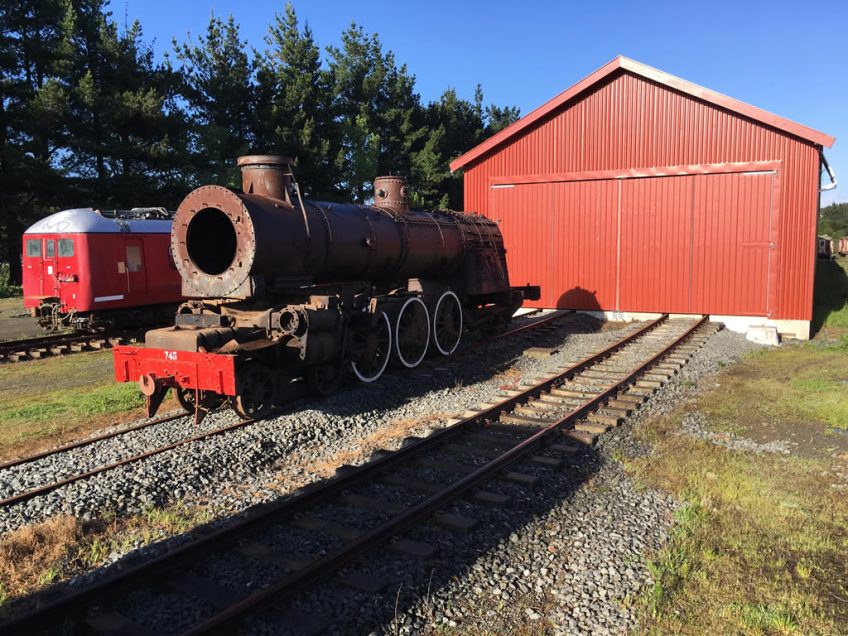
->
[820,202,848,241]
[0,1,519,283]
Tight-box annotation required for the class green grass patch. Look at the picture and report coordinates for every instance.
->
[701,345,848,431]
[0,350,154,458]
[0,383,143,428]
[628,344,848,635]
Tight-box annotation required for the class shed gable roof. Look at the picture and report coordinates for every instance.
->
[450,56,835,171]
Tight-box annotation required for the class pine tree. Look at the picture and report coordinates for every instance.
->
[326,23,426,202]
[255,3,335,197]
[173,13,254,188]
[56,0,183,206]
[0,0,68,282]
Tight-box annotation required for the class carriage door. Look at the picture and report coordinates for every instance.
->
[42,239,59,297]
[124,239,147,295]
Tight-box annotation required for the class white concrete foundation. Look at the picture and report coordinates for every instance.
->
[746,325,780,346]
[574,310,810,340]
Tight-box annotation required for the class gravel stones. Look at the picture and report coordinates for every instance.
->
[681,411,793,454]
[0,313,615,534]
[1,317,763,635]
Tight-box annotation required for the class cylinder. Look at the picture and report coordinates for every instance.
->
[171,156,506,298]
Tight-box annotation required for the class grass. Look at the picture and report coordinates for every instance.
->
[0,350,170,460]
[700,345,848,432]
[627,344,848,635]
[0,503,212,618]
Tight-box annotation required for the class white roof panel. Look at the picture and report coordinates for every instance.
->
[24,208,173,235]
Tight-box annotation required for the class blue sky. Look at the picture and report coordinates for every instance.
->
[123,0,847,205]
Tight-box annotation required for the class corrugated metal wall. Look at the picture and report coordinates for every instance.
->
[464,71,820,320]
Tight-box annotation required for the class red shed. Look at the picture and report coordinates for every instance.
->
[450,57,836,339]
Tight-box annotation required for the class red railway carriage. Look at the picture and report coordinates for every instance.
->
[22,208,183,331]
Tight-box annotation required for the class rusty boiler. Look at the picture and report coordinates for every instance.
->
[170,155,510,299]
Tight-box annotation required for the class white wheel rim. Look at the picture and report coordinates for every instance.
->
[351,312,392,383]
[394,297,430,368]
[432,290,463,356]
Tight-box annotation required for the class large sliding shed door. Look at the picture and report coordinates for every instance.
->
[488,166,777,317]
[690,171,775,316]
[619,176,693,313]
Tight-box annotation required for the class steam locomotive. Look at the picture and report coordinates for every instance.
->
[112,155,539,423]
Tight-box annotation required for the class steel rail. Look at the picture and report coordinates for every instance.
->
[188,317,709,634]
[0,315,670,634]
[0,413,267,508]
[492,309,571,340]
[0,412,186,472]
[0,331,143,364]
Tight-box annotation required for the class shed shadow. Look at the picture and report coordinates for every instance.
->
[811,258,848,337]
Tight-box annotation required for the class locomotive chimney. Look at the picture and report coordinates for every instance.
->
[373,176,409,213]
[237,155,293,203]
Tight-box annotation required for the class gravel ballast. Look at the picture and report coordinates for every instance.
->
[0,313,614,533]
[241,326,763,635]
[1,317,764,635]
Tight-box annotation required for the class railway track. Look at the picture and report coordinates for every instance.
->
[0,310,575,512]
[0,315,718,635]
[0,331,141,364]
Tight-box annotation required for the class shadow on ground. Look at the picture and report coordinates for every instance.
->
[812,258,848,338]
[1,311,614,632]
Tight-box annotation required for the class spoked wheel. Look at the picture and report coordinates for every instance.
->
[232,363,276,419]
[394,296,430,368]
[175,387,225,414]
[350,311,392,383]
[305,361,343,396]
[431,291,463,356]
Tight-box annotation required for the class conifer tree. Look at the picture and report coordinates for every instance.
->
[173,13,254,187]
[255,3,335,197]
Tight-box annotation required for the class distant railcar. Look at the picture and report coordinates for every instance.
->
[22,208,183,332]
[817,236,833,260]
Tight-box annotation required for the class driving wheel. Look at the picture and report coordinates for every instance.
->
[431,291,463,356]
[232,363,276,419]
[305,361,343,396]
[350,311,392,382]
[394,296,430,368]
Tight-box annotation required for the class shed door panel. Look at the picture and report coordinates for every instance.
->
[550,180,617,310]
[691,172,774,316]
[489,185,551,307]
[619,177,693,313]
[489,181,617,309]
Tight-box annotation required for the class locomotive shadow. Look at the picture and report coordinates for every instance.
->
[2,309,609,628]
[293,308,604,424]
[555,285,603,313]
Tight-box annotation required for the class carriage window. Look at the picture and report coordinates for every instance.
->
[126,245,143,272]
[26,239,41,257]
[45,240,55,258]
[58,239,75,257]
